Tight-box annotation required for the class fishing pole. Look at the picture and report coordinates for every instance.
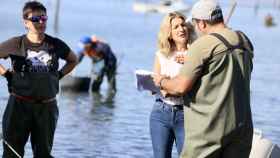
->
[0,133,22,158]
[225,0,237,24]
[3,140,22,158]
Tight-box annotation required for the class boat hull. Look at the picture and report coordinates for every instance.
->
[60,76,91,92]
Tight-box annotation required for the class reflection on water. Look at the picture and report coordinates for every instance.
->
[90,91,116,107]
[63,90,116,107]
[55,88,155,158]
[62,90,116,122]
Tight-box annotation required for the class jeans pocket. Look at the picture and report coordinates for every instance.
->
[150,101,172,124]
[150,101,164,119]
[152,101,164,112]
[176,110,184,122]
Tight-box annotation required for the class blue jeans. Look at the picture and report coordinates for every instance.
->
[150,100,185,158]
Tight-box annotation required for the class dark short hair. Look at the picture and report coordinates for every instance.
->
[193,7,224,25]
[22,1,47,19]
[208,8,224,25]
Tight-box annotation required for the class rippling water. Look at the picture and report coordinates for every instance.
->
[0,0,279,157]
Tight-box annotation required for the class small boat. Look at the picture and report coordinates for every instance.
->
[133,0,190,14]
[60,75,91,92]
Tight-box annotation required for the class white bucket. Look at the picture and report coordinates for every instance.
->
[250,129,280,158]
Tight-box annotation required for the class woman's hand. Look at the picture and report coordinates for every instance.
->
[152,74,167,87]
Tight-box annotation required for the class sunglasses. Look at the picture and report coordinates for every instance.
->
[26,15,48,23]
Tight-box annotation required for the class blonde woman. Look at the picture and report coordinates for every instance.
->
[150,12,195,158]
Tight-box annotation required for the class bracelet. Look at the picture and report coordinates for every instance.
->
[159,77,166,89]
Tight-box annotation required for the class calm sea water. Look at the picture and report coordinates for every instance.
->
[0,0,279,157]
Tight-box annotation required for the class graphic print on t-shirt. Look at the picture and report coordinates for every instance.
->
[26,49,52,72]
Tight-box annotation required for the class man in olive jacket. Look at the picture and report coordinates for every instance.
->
[153,0,254,157]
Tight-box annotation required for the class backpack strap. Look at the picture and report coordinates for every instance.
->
[236,30,254,51]
[210,32,244,51]
[210,31,254,53]
[210,33,234,49]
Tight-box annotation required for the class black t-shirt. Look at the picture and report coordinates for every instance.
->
[0,34,70,72]
[0,34,71,97]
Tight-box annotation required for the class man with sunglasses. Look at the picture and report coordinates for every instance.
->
[0,1,78,157]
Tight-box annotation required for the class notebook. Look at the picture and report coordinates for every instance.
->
[135,69,160,93]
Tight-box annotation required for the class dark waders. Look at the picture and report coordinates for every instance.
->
[2,95,58,158]
[91,60,117,93]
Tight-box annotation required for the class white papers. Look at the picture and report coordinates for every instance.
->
[135,69,160,93]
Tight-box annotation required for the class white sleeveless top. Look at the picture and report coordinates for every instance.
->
[155,51,187,105]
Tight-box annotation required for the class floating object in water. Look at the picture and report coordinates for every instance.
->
[60,76,91,92]
[264,14,276,27]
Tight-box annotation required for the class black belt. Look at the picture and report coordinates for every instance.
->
[156,98,183,111]
[11,93,56,104]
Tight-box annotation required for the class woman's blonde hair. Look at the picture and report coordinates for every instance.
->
[157,11,196,56]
